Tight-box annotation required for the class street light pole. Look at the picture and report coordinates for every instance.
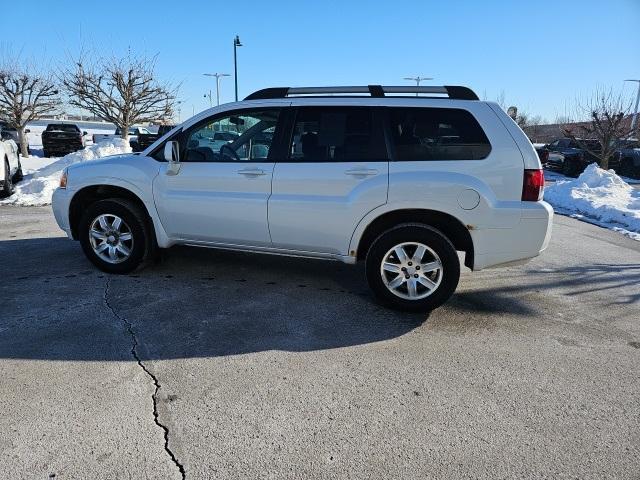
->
[233,35,243,102]
[625,79,640,133]
[403,76,434,96]
[204,73,230,106]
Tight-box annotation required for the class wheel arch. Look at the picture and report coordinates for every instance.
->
[353,208,475,270]
[69,184,157,241]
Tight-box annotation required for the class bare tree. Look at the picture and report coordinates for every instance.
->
[61,52,177,140]
[561,88,634,170]
[0,57,60,156]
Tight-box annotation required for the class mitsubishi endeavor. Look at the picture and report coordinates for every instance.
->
[52,85,553,311]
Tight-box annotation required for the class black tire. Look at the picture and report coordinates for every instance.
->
[1,159,14,197]
[619,158,637,179]
[365,224,460,312]
[561,158,575,177]
[13,158,23,182]
[79,198,151,274]
[43,149,49,158]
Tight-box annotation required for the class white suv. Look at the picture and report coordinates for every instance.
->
[52,85,553,311]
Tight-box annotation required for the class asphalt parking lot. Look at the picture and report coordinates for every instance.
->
[1,206,639,479]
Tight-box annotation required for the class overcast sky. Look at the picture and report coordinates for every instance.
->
[7,0,640,122]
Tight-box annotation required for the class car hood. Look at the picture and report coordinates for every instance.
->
[67,153,138,173]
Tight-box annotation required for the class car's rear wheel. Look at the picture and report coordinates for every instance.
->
[79,198,150,274]
[1,159,14,197]
[562,158,576,177]
[619,158,637,179]
[365,224,460,311]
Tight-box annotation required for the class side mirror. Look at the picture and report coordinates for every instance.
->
[25,129,30,134]
[83,131,88,136]
[164,140,181,175]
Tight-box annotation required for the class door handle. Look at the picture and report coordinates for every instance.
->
[344,168,378,177]
[237,168,267,177]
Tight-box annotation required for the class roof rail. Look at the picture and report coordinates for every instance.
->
[244,85,479,101]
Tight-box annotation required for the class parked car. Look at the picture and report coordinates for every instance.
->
[136,125,176,152]
[533,143,549,164]
[544,138,606,177]
[41,123,87,158]
[0,121,29,155]
[93,126,152,151]
[0,129,22,197]
[52,84,553,311]
[612,139,640,179]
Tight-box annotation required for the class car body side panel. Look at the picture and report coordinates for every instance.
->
[62,154,172,247]
[1,139,20,177]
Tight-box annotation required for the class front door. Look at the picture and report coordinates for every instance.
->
[153,108,282,246]
[268,106,389,255]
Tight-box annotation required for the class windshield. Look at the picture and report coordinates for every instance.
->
[46,124,79,132]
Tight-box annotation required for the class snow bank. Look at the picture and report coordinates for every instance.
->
[545,163,640,240]
[1,138,131,207]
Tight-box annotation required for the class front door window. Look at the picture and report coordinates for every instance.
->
[184,110,280,162]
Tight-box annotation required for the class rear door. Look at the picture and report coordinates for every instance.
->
[268,106,389,255]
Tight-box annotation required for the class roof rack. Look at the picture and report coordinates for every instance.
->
[244,85,479,101]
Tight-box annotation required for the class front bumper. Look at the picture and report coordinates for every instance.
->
[52,187,73,238]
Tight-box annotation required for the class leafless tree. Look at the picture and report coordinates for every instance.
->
[61,52,177,140]
[561,88,634,170]
[0,57,60,156]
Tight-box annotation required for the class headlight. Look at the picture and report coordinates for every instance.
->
[59,168,68,189]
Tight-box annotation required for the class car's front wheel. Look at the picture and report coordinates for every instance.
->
[365,224,460,311]
[79,198,150,274]
[1,159,14,198]
[13,158,23,182]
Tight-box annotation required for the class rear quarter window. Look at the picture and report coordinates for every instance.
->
[388,107,491,161]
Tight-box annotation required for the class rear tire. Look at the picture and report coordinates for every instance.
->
[79,198,151,274]
[562,158,576,177]
[1,159,14,198]
[365,224,460,312]
[619,158,636,179]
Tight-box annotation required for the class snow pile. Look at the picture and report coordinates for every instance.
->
[1,138,131,206]
[545,163,640,240]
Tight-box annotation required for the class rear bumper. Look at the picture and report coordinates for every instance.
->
[52,187,73,238]
[472,201,553,270]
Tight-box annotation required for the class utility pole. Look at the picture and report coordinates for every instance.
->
[233,35,243,102]
[625,79,640,133]
[204,73,230,106]
[403,76,434,96]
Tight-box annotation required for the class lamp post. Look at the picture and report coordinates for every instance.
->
[625,79,640,133]
[204,73,230,106]
[233,35,243,101]
[203,90,213,108]
[403,76,434,96]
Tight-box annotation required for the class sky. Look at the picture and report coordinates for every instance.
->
[6,0,640,123]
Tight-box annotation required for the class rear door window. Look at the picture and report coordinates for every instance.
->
[387,107,491,161]
[287,107,387,162]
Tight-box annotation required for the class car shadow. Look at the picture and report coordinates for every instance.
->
[3,237,634,362]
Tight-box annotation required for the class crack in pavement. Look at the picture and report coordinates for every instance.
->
[103,276,186,479]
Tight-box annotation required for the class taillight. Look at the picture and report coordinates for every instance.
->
[522,169,544,201]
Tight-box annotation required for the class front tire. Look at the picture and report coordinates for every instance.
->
[13,158,23,182]
[79,198,150,274]
[365,224,460,311]
[1,160,14,198]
